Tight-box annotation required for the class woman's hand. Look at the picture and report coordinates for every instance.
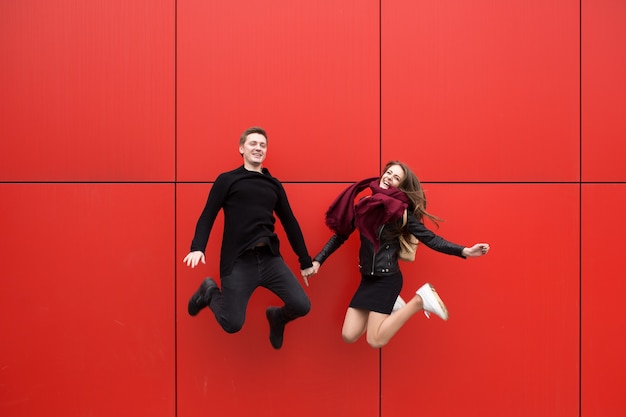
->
[462,243,490,258]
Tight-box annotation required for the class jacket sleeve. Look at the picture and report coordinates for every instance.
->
[406,213,466,258]
[314,233,349,265]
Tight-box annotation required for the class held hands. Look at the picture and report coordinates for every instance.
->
[462,243,490,258]
[301,261,321,287]
[183,251,206,268]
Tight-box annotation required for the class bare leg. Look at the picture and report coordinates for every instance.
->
[364,295,425,348]
[341,307,369,343]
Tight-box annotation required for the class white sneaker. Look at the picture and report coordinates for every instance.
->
[416,283,449,320]
[392,296,406,313]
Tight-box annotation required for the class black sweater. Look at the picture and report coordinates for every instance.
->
[190,165,313,276]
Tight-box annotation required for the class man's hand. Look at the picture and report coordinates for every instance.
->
[301,264,318,287]
[183,251,206,268]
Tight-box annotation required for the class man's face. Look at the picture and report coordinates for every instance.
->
[240,133,267,167]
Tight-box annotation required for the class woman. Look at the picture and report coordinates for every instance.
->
[311,161,489,348]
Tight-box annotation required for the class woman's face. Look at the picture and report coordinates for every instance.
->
[379,165,405,189]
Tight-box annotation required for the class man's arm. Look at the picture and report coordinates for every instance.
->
[183,174,230,267]
[273,183,313,270]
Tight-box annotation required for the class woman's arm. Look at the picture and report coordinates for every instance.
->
[406,213,466,257]
[313,233,349,265]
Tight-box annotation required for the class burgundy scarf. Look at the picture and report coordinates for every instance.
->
[324,177,409,249]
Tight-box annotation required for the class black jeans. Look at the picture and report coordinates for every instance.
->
[208,245,311,333]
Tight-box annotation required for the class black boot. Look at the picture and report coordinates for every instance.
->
[188,277,218,316]
[266,307,286,350]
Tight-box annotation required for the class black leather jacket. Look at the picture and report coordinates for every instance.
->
[314,212,466,276]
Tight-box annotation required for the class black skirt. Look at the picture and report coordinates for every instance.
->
[349,271,403,315]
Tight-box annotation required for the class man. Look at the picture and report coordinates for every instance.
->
[184,126,316,349]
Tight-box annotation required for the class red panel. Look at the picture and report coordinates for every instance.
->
[383,184,579,416]
[582,0,626,181]
[382,0,579,182]
[176,183,379,417]
[582,185,626,416]
[0,1,175,181]
[0,184,175,417]
[177,0,380,182]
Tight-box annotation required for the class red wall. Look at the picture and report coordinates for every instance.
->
[1,0,624,416]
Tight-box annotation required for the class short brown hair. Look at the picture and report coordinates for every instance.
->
[239,126,267,147]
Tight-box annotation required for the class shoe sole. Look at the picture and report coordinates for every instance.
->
[188,294,205,316]
[266,307,284,349]
[392,296,406,313]
[188,278,217,316]
[428,285,448,320]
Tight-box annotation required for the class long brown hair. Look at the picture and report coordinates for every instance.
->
[382,160,442,227]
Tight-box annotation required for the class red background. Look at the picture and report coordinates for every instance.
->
[1,0,624,416]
